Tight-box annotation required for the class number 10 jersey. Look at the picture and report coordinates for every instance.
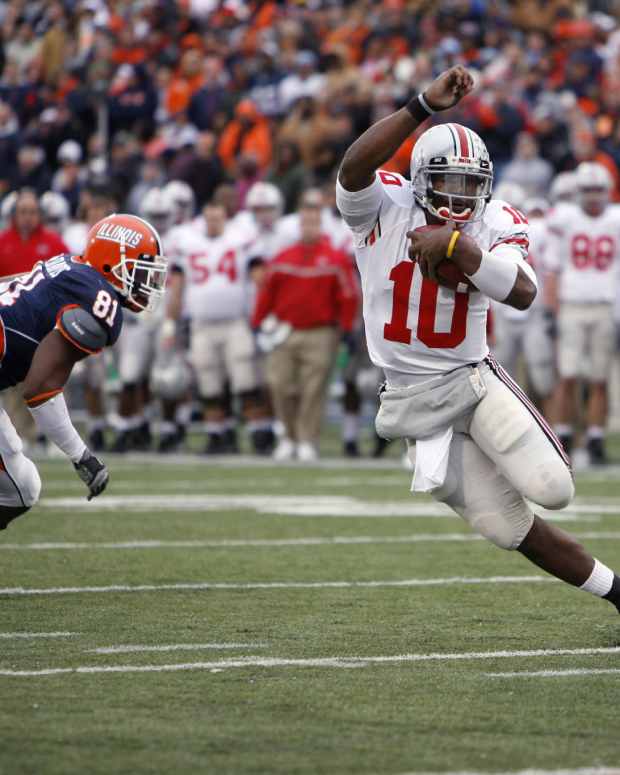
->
[336,170,533,378]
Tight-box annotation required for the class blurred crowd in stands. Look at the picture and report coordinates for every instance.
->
[1,0,620,462]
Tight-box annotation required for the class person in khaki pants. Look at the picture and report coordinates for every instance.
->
[252,201,358,461]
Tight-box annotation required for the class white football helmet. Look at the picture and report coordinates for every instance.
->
[411,123,493,222]
[493,181,527,211]
[40,191,70,231]
[246,182,283,229]
[141,187,174,236]
[164,180,195,224]
[549,171,577,204]
[575,161,612,214]
[150,352,193,400]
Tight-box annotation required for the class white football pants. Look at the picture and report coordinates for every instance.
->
[429,356,573,550]
[0,408,41,510]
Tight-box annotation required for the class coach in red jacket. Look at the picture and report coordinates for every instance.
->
[0,189,68,279]
[252,200,358,462]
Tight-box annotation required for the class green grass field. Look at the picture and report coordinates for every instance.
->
[1,450,620,775]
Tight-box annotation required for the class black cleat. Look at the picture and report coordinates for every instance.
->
[133,421,152,451]
[222,428,240,454]
[157,430,181,453]
[372,435,390,458]
[88,428,106,452]
[587,437,607,466]
[251,428,275,455]
[343,440,360,458]
[204,433,226,455]
[111,430,134,453]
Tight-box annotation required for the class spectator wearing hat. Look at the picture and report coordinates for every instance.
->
[218,99,272,174]
[51,140,85,215]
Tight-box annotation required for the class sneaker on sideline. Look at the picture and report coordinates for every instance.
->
[273,437,296,461]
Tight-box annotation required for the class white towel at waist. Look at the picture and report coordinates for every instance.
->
[411,426,453,493]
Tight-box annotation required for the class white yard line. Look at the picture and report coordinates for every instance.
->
[399,768,620,775]
[0,575,552,597]
[89,642,268,654]
[0,631,77,639]
[2,646,620,678]
[487,668,620,679]
[1,531,619,552]
[33,493,605,521]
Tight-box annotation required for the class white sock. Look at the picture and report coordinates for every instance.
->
[554,424,573,437]
[580,559,614,597]
[342,413,359,443]
[587,425,604,440]
[205,421,225,434]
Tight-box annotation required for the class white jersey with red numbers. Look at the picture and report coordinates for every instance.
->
[336,170,533,377]
[168,225,251,322]
[544,202,620,303]
[499,214,547,322]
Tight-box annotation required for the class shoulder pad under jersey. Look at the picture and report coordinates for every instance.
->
[57,306,108,354]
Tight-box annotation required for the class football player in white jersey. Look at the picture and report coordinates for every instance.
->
[112,187,182,452]
[243,182,298,263]
[165,202,273,454]
[545,162,620,464]
[336,65,620,615]
[490,186,556,412]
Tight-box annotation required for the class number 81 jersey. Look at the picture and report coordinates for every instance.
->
[0,254,123,388]
[336,170,531,377]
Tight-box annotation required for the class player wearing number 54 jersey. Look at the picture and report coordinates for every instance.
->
[0,213,167,533]
[337,65,620,615]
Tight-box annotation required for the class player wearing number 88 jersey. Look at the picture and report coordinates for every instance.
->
[0,213,167,534]
[545,161,620,464]
[336,65,620,618]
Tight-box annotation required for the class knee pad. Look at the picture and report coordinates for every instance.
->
[0,455,41,509]
[526,461,574,511]
[467,504,534,551]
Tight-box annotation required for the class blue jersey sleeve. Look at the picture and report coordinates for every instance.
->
[50,264,124,349]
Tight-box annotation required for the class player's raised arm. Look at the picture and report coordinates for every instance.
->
[338,66,474,192]
[22,329,109,500]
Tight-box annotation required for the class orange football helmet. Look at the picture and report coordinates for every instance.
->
[82,214,167,312]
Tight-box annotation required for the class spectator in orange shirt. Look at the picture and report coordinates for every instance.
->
[218,99,272,174]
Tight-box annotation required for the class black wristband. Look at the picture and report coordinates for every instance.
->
[405,93,436,122]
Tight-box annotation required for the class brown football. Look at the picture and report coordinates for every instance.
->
[413,224,476,291]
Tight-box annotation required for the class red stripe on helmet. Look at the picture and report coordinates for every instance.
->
[453,124,470,158]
